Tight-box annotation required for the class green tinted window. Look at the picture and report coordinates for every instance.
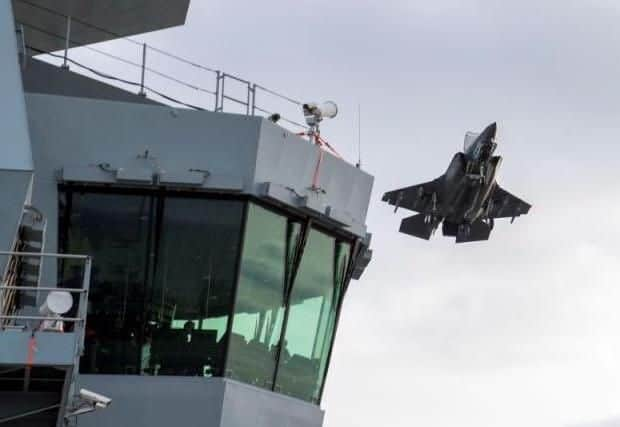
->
[60,189,353,404]
[226,204,301,389]
[60,192,152,375]
[59,190,244,377]
[149,197,243,377]
[315,241,349,394]
[274,229,349,403]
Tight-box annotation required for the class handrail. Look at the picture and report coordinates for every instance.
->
[14,0,143,47]
[0,253,91,328]
[0,251,90,260]
[14,0,309,131]
[254,84,302,106]
[0,286,88,293]
[222,72,251,86]
[0,315,83,322]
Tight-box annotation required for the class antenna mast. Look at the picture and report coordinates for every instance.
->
[356,104,362,168]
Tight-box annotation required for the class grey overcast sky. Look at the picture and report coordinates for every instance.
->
[59,1,620,426]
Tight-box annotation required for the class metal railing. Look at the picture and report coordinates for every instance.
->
[14,0,309,131]
[0,251,91,427]
[0,251,91,332]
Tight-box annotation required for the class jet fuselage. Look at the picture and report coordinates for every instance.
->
[438,123,500,227]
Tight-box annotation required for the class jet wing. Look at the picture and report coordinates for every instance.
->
[488,185,531,219]
[382,178,442,213]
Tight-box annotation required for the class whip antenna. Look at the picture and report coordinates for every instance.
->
[356,104,362,168]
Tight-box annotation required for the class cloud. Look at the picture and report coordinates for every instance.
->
[570,417,620,427]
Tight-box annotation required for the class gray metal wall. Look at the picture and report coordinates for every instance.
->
[0,0,32,171]
[24,92,373,284]
[77,376,324,427]
[22,58,160,106]
[14,0,191,53]
[0,331,77,366]
[0,0,33,262]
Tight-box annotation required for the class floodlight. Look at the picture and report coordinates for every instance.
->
[302,101,338,127]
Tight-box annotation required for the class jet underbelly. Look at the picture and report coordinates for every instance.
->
[464,156,502,221]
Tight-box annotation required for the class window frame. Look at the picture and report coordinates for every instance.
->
[58,184,360,404]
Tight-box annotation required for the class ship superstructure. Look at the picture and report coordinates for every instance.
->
[0,1,373,426]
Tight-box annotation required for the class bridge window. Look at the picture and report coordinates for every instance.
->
[59,190,243,376]
[226,204,292,389]
[59,189,352,404]
[274,230,349,403]
[149,197,243,377]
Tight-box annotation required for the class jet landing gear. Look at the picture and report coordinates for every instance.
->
[455,219,493,243]
[458,223,471,238]
[465,163,485,184]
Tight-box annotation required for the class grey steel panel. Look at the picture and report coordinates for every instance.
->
[75,376,324,427]
[115,167,153,183]
[77,376,226,427]
[61,166,116,184]
[159,170,205,186]
[221,380,324,427]
[0,1,33,171]
[325,206,353,227]
[24,93,373,286]
[25,94,262,190]
[298,192,328,215]
[202,174,244,192]
[62,166,245,192]
[22,58,161,106]
[259,182,300,206]
[13,0,191,53]
[254,120,374,229]
[25,94,372,233]
[0,331,76,366]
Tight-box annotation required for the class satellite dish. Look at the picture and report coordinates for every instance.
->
[40,291,73,316]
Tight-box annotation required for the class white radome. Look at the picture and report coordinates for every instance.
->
[41,291,73,315]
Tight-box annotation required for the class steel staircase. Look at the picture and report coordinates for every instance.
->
[0,206,46,329]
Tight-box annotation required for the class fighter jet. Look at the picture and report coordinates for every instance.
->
[382,122,531,243]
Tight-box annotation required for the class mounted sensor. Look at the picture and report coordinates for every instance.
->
[302,101,338,127]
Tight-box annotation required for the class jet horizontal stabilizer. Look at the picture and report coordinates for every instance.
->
[399,214,439,240]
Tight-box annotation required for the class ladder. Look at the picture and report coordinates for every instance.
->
[0,206,47,328]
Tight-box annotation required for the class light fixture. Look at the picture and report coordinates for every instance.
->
[302,101,338,130]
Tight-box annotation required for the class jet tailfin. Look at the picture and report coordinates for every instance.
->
[399,214,439,240]
[456,220,492,243]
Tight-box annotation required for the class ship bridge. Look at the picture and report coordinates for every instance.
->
[0,1,373,427]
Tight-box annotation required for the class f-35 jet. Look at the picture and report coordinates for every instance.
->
[382,122,531,243]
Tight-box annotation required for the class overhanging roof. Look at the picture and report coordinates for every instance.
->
[12,0,191,53]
